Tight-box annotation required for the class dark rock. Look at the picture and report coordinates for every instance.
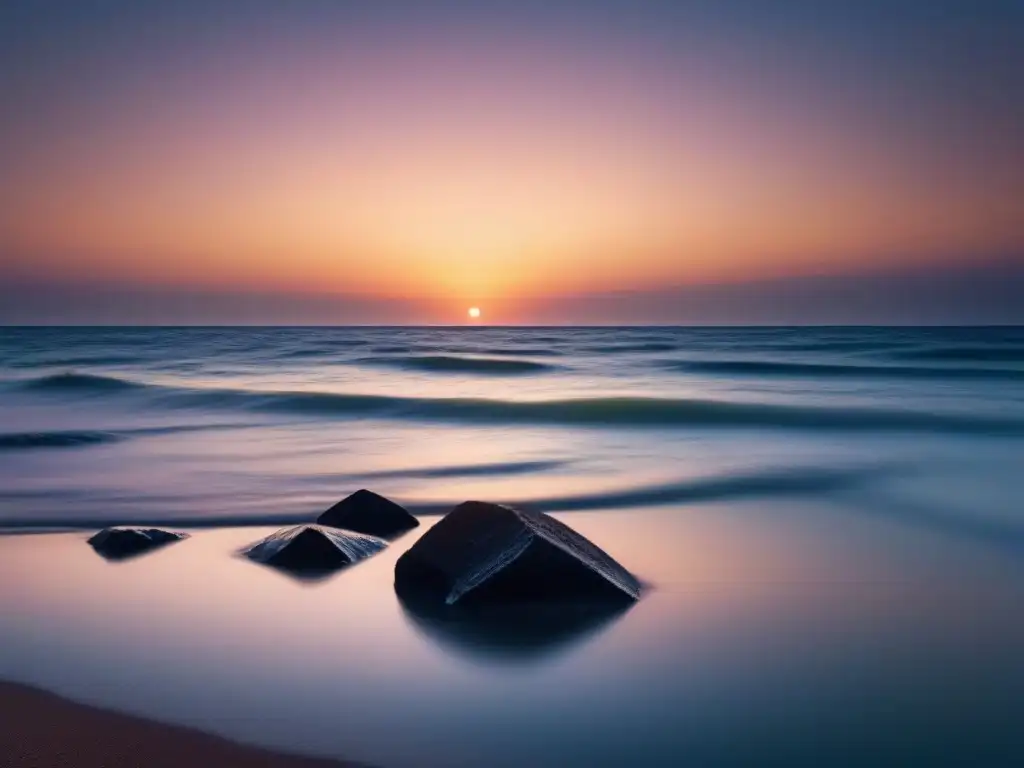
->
[394,501,641,607]
[88,527,188,560]
[242,524,386,574]
[316,489,419,537]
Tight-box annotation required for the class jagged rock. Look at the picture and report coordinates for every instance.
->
[88,527,188,560]
[242,524,386,573]
[394,501,641,607]
[316,489,419,537]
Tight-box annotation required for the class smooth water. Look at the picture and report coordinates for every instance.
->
[1,326,1023,766]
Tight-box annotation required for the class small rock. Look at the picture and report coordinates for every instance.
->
[242,524,386,573]
[88,527,188,560]
[394,501,641,606]
[316,489,419,537]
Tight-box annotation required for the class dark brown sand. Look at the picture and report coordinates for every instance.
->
[0,681,361,768]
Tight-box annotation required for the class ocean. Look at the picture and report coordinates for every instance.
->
[2,326,1023,766]
[2,325,1023,528]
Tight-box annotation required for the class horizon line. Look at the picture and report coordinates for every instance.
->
[4,323,1022,329]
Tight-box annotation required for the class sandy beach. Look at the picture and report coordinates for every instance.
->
[0,681,358,768]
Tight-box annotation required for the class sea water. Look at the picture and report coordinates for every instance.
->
[1,326,1023,766]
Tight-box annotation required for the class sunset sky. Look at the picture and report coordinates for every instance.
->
[1,1,1022,324]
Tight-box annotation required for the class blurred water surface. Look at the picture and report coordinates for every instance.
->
[1,326,1023,765]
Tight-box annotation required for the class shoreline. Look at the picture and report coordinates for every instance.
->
[0,680,363,768]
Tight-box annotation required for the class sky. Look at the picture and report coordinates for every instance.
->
[1,0,1022,324]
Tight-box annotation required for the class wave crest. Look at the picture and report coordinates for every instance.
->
[0,430,123,450]
[662,359,1024,380]
[8,372,1022,435]
[231,390,1022,434]
[583,342,677,353]
[355,355,556,374]
[888,346,1024,363]
[10,372,144,393]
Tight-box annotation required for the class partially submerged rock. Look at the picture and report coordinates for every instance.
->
[242,524,386,573]
[394,501,641,607]
[88,527,188,560]
[316,489,419,537]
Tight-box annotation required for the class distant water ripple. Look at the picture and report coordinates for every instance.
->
[0,463,890,528]
[0,430,124,450]
[4,372,1021,435]
[661,359,1024,380]
[354,355,557,374]
[1,326,1021,531]
[887,346,1024,363]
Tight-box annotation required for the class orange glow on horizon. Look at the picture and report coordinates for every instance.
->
[1,19,1020,309]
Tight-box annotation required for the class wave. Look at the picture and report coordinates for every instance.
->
[275,340,371,358]
[0,464,889,529]
[8,372,1024,435]
[583,342,678,353]
[354,355,557,374]
[0,422,266,452]
[275,347,344,359]
[10,354,145,368]
[887,346,1024,363]
[361,459,569,480]
[193,388,1024,435]
[8,372,145,393]
[518,464,886,512]
[466,347,564,358]
[661,359,1024,380]
[0,430,124,450]
[756,340,904,354]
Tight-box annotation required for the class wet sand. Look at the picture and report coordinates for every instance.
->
[0,681,360,768]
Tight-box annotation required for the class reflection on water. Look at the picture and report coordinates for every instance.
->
[89,543,177,563]
[239,556,352,584]
[2,505,1024,767]
[398,592,633,663]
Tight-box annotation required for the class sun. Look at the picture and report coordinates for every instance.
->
[467,306,481,319]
